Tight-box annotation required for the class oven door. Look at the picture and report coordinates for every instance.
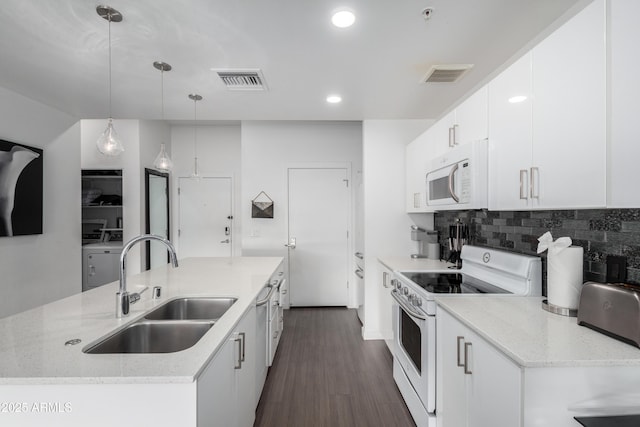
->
[391,290,436,414]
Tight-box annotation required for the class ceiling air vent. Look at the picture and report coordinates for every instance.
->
[422,64,473,83]
[214,69,268,91]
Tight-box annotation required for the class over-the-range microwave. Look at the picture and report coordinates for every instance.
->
[425,139,488,210]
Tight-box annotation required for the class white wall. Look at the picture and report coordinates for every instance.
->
[361,119,433,339]
[0,87,80,318]
[169,124,242,256]
[80,120,145,274]
[241,121,362,306]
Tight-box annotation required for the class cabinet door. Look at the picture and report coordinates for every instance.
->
[197,335,237,427]
[436,309,468,427]
[608,0,640,207]
[531,0,606,209]
[488,52,534,210]
[431,111,456,156]
[405,134,431,213]
[437,308,521,427]
[236,306,257,427]
[466,329,522,427]
[455,85,488,145]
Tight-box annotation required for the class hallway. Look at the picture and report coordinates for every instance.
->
[254,307,415,427]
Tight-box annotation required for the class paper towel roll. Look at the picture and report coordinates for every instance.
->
[547,246,583,309]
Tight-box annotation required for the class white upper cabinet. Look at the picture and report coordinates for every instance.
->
[608,0,640,207]
[530,0,606,209]
[405,131,433,213]
[488,53,534,211]
[431,87,488,156]
[489,0,606,210]
[454,85,489,145]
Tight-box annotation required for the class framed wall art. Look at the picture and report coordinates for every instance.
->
[0,139,43,237]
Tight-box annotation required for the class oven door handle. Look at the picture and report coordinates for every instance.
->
[391,290,427,321]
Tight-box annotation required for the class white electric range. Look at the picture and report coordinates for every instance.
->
[390,245,542,427]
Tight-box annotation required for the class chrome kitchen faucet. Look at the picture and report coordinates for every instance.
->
[116,234,179,318]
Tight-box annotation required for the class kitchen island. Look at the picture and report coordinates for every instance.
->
[0,256,283,427]
[435,296,640,426]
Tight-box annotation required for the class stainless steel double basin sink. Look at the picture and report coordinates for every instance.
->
[84,297,237,354]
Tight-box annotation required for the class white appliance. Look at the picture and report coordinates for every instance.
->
[425,139,488,210]
[81,242,123,292]
[390,245,541,427]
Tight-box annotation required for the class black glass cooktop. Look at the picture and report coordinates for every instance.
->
[399,272,510,295]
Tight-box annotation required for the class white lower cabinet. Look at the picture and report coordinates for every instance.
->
[198,306,257,427]
[437,308,521,427]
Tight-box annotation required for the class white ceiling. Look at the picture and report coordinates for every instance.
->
[0,0,585,122]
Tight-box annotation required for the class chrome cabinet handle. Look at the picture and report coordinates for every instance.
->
[530,167,539,199]
[355,252,364,260]
[456,336,465,367]
[355,269,364,279]
[519,169,528,200]
[234,335,242,369]
[448,163,460,202]
[382,271,388,287]
[448,127,455,147]
[220,238,230,243]
[239,332,246,362]
[464,342,472,375]
[452,124,459,146]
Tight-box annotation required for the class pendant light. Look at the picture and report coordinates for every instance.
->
[96,5,125,156]
[188,94,203,179]
[152,61,173,171]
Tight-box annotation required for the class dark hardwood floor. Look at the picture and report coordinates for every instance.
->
[254,307,416,427]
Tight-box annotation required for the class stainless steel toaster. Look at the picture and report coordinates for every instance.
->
[577,281,640,348]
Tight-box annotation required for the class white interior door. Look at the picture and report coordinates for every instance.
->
[287,168,350,306]
[178,177,232,258]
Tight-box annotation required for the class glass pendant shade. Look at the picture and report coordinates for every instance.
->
[154,143,173,171]
[96,118,125,156]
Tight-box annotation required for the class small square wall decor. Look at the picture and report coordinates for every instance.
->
[0,139,43,237]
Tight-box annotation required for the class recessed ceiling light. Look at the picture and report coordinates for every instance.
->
[508,95,528,103]
[326,95,342,104]
[332,10,355,28]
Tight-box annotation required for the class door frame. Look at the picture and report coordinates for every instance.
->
[176,174,235,257]
[285,162,354,307]
[144,168,170,270]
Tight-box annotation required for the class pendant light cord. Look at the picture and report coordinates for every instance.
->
[108,14,112,119]
[193,98,198,176]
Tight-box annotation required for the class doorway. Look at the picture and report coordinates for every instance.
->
[178,176,233,258]
[287,167,350,306]
[145,168,170,270]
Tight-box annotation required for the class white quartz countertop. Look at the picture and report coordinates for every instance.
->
[0,257,283,385]
[436,296,640,368]
[378,256,454,272]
